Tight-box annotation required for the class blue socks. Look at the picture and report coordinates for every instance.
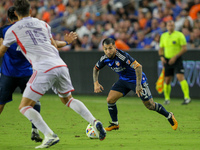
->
[154,102,169,118]
[108,103,118,122]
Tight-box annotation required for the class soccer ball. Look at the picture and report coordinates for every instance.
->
[86,124,99,139]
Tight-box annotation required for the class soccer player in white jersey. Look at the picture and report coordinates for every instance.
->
[0,0,106,149]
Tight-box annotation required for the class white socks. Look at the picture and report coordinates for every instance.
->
[112,121,119,125]
[66,98,96,125]
[167,113,172,119]
[20,98,96,136]
[20,106,53,136]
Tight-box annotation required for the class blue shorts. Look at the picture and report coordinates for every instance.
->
[0,74,30,105]
[111,79,153,101]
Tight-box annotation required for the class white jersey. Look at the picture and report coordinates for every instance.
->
[3,17,66,72]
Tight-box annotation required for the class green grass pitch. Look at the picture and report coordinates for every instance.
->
[0,93,200,150]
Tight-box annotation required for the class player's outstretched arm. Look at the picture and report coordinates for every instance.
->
[55,32,78,48]
[0,44,8,57]
[93,67,104,93]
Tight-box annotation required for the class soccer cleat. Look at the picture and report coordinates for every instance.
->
[164,100,170,105]
[94,121,106,141]
[35,133,59,149]
[182,98,191,105]
[105,122,119,131]
[31,131,43,142]
[168,112,178,130]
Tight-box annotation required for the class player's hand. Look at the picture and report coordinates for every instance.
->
[94,82,104,93]
[168,56,177,65]
[64,32,78,44]
[136,84,143,97]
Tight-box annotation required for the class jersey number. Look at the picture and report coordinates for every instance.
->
[25,28,47,45]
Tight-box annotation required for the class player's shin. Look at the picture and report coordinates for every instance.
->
[20,106,54,136]
[107,103,118,124]
[154,102,170,118]
[66,98,96,125]
[32,101,41,129]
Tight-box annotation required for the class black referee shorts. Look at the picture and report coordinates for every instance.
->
[164,57,184,77]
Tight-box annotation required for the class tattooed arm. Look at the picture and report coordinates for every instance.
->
[129,59,143,97]
[135,65,143,97]
[93,67,104,93]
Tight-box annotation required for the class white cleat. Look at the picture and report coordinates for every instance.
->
[35,133,59,149]
[164,100,170,105]
[182,98,191,105]
[94,120,106,141]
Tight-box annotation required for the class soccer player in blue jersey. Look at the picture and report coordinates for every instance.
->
[93,38,178,131]
[0,6,43,142]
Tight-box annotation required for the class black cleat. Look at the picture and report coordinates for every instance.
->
[31,131,43,142]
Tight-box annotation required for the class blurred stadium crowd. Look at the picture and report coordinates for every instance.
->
[0,0,200,51]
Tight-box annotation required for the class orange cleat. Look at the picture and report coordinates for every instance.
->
[105,122,119,131]
[168,112,178,130]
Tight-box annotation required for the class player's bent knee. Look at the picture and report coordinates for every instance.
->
[107,97,116,104]
[60,95,72,105]
[144,102,155,110]
[147,105,155,110]
[19,97,36,110]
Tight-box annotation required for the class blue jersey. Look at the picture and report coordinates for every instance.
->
[95,49,147,84]
[0,24,32,77]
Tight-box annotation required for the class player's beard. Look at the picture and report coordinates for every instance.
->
[107,53,115,59]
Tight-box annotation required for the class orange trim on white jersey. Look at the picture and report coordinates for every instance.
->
[67,98,74,107]
[29,71,37,84]
[58,89,75,95]
[21,106,32,115]
[12,30,27,54]
[44,65,67,73]
[30,86,43,96]
[45,23,51,38]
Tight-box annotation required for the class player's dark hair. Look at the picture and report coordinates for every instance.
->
[102,38,115,46]
[169,0,176,5]
[7,6,18,21]
[14,0,30,17]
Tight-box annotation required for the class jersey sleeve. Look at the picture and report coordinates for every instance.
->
[95,55,106,70]
[124,52,141,69]
[3,28,16,47]
[44,22,52,39]
[179,32,187,46]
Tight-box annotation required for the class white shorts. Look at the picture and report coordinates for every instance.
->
[23,66,74,102]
